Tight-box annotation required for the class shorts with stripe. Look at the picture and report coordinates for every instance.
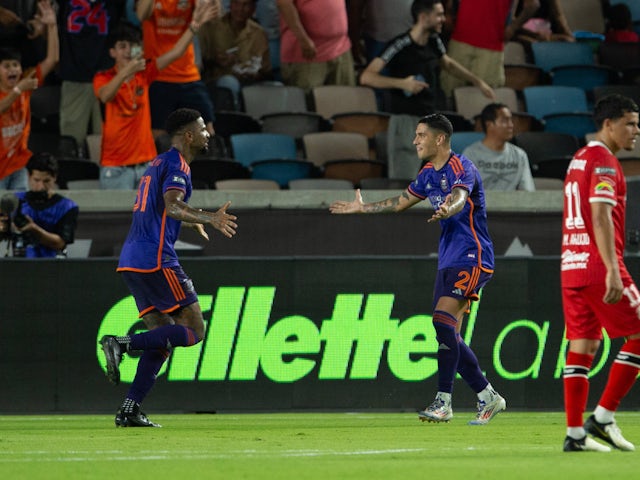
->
[433,266,492,310]
[121,266,198,317]
[562,273,640,340]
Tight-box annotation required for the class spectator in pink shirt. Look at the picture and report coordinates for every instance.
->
[276,0,355,91]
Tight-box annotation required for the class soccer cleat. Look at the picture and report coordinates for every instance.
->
[418,398,453,423]
[584,415,635,451]
[468,393,507,425]
[563,435,611,452]
[99,335,122,385]
[115,404,161,428]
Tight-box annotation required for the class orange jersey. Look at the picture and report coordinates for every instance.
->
[142,0,200,83]
[93,60,159,167]
[0,66,43,179]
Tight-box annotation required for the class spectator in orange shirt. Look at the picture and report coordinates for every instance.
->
[136,0,221,139]
[93,2,218,190]
[0,0,58,191]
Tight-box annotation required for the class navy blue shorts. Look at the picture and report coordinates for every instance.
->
[121,266,199,317]
[433,266,493,310]
[149,80,215,129]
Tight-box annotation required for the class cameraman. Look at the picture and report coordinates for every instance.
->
[0,153,78,258]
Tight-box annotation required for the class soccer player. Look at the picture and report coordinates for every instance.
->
[561,94,640,452]
[99,108,238,427]
[329,113,506,425]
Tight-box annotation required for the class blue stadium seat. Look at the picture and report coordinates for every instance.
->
[523,86,589,119]
[531,42,594,72]
[230,133,298,167]
[450,132,484,153]
[250,159,315,188]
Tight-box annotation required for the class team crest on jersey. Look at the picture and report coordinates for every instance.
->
[172,175,186,185]
[440,176,449,192]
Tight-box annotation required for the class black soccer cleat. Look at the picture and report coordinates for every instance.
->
[99,335,122,385]
[563,435,611,452]
[115,404,161,428]
[584,414,635,451]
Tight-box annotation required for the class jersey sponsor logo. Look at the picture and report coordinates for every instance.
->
[172,175,186,185]
[560,249,590,271]
[595,167,616,175]
[2,120,26,138]
[568,159,587,171]
[594,181,615,197]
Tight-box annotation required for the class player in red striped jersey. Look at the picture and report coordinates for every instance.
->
[561,95,640,452]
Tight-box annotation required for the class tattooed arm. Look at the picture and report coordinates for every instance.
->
[164,189,238,239]
[329,189,421,214]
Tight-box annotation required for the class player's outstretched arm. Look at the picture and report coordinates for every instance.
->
[164,191,237,238]
[329,189,420,214]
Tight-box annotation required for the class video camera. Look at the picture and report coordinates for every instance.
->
[1,193,29,256]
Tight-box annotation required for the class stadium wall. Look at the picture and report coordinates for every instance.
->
[1,256,637,414]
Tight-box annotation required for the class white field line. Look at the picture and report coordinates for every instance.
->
[0,448,427,463]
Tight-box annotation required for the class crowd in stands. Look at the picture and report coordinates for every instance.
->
[0,0,638,193]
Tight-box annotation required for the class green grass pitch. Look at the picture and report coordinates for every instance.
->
[2,412,640,479]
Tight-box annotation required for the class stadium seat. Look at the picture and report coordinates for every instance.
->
[513,131,580,175]
[242,84,307,119]
[311,85,378,119]
[230,133,298,167]
[593,85,640,107]
[302,132,370,168]
[288,178,354,190]
[322,159,386,187]
[28,132,79,158]
[504,64,544,91]
[206,83,238,112]
[453,86,520,121]
[56,158,100,189]
[522,86,589,120]
[451,132,484,153]
[213,111,262,139]
[250,159,315,188]
[598,42,640,72]
[190,158,250,189]
[214,178,280,190]
[261,112,327,141]
[531,42,594,72]
[542,112,596,138]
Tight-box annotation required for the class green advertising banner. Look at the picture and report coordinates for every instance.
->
[0,257,631,413]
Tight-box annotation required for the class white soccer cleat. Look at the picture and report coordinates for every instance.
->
[584,415,635,451]
[468,393,507,425]
[418,398,453,423]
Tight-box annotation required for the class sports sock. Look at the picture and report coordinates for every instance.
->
[126,348,171,404]
[563,351,593,427]
[129,324,199,351]
[432,310,460,394]
[456,333,490,394]
[597,338,640,413]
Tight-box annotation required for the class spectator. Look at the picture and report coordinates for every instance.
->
[57,1,126,153]
[136,0,220,138]
[94,1,218,190]
[513,0,574,45]
[462,103,535,191]
[605,3,639,44]
[0,0,58,191]
[199,0,272,107]
[347,0,413,65]
[440,0,539,98]
[276,0,355,91]
[359,0,494,116]
[0,152,78,258]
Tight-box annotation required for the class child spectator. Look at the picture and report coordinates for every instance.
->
[0,0,58,191]
[93,2,218,190]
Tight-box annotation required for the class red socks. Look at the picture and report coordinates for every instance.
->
[563,351,594,427]
[599,339,640,411]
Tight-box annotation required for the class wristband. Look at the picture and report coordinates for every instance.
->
[12,86,21,95]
